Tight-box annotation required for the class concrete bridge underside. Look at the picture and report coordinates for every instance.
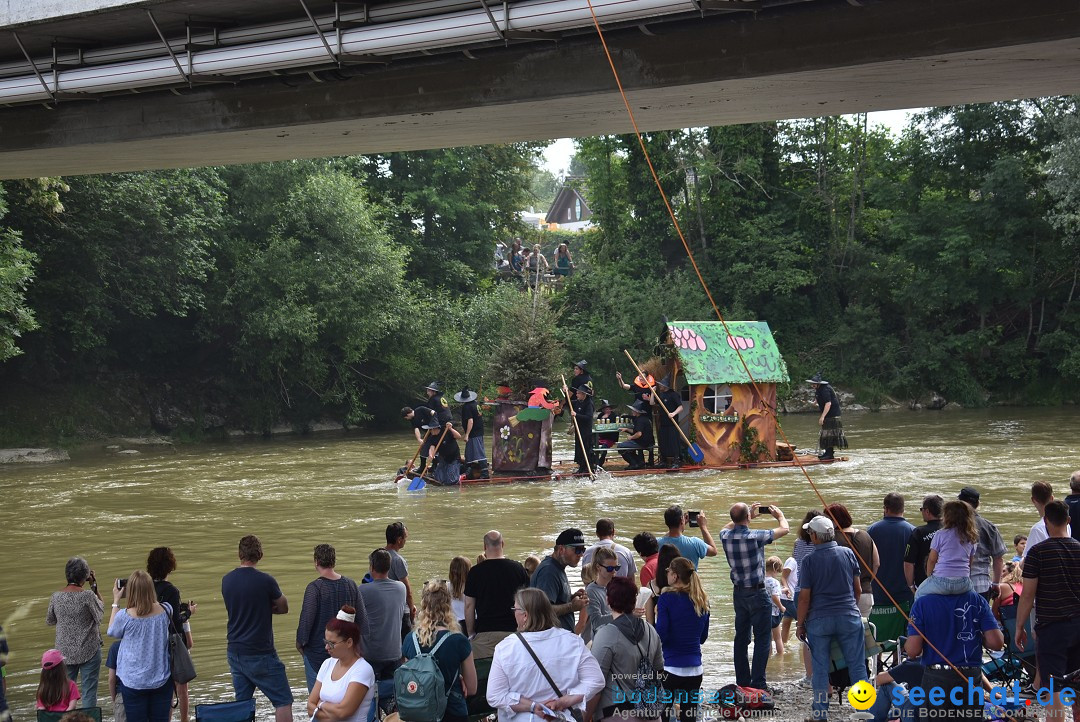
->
[1,0,1079,179]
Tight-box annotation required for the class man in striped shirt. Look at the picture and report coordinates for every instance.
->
[1016,500,1080,721]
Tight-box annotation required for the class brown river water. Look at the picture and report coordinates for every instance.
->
[2,407,1077,719]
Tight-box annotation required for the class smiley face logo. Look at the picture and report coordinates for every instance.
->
[847,680,877,710]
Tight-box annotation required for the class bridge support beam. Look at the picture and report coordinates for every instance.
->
[1,0,1079,178]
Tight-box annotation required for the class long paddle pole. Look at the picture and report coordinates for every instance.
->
[402,430,430,477]
[623,349,705,463]
[423,423,453,480]
[561,374,595,480]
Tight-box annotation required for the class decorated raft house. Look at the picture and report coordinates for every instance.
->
[474,319,799,481]
[656,319,790,465]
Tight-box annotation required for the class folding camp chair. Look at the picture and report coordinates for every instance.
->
[984,604,1036,690]
[868,601,911,670]
[466,656,496,722]
[38,707,103,722]
[828,619,881,700]
[194,699,256,722]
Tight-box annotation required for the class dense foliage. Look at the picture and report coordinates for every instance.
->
[1,100,1078,442]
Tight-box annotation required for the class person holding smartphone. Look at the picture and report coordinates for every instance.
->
[46,557,104,709]
[657,505,716,570]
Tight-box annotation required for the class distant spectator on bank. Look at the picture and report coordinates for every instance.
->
[656,558,710,722]
[1066,470,1080,542]
[1016,500,1080,722]
[1011,534,1027,562]
[487,589,604,722]
[47,556,103,709]
[826,502,878,616]
[866,493,915,608]
[357,549,406,682]
[720,502,788,691]
[385,522,415,637]
[36,650,80,712]
[796,516,866,722]
[552,243,574,276]
[957,486,1006,600]
[147,546,197,722]
[657,505,716,569]
[222,535,292,722]
[531,528,588,632]
[464,531,530,658]
[582,518,636,581]
[296,544,365,692]
[904,495,943,591]
[108,570,174,721]
[633,532,660,589]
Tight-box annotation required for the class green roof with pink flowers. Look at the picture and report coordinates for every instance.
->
[665,321,789,385]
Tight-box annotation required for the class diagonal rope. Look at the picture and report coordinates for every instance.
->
[581,0,979,686]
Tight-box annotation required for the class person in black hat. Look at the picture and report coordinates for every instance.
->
[650,376,684,469]
[807,373,847,460]
[569,360,593,397]
[617,400,654,470]
[454,387,489,479]
[571,385,596,474]
[594,399,618,467]
[424,381,454,427]
[401,405,438,475]
[529,528,588,632]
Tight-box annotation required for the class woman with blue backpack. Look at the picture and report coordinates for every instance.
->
[397,580,477,722]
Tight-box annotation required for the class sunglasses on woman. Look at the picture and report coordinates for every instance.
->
[601,565,620,573]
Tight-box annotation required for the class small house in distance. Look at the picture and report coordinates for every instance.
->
[658,320,789,464]
[546,187,592,231]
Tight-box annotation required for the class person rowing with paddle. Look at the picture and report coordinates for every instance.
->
[651,376,684,469]
[401,405,437,476]
[423,419,463,485]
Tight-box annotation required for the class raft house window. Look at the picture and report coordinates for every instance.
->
[702,384,732,413]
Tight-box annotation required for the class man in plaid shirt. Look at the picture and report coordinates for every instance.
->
[720,502,789,690]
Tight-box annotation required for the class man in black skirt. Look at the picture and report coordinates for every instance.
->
[651,376,684,469]
[807,372,847,460]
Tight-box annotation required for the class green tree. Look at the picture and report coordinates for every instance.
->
[0,186,38,361]
[209,168,407,429]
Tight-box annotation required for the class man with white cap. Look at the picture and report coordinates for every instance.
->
[796,514,866,722]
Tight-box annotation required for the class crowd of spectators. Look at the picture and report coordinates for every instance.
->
[7,473,1080,722]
